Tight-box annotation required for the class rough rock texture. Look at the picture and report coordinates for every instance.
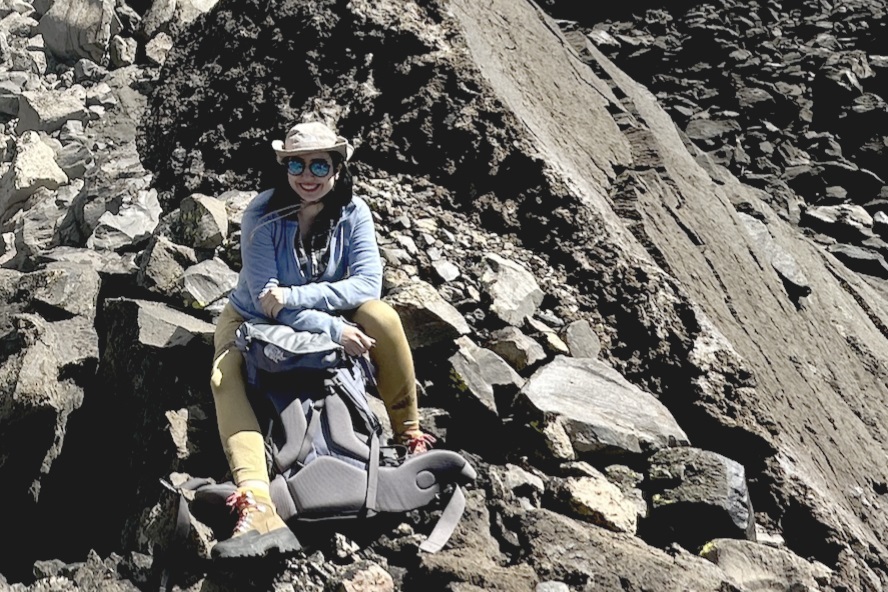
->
[3,0,888,589]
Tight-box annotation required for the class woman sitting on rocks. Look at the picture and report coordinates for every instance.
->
[209,120,435,558]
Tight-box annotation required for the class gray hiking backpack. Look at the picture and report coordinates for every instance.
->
[167,320,475,561]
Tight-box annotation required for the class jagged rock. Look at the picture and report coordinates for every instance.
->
[685,118,742,145]
[490,464,545,508]
[480,253,544,325]
[144,31,172,66]
[515,356,689,460]
[385,279,470,349]
[432,258,460,282]
[602,464,647,522]
[700,538,832,591]
[54,140,94,179]
[16,89,90,134]
[86,188,162,251]
[548,471,638,534]
[801,204,874,242]
[73,57,107,82]
[39,245,139,278]
[335,562,394,592]
[518,510,735,589]
[872,211,888,241]
[181,257,237,309]
[218,189,256,227]
[0,78,25,115]
[525,316,569,356]
[175,192,229,250]
[448,335,525,417]
[86,82,116,107]
[487,326,546,372]
[36,0,117,63]
[737,212,811,299]
[560,319,600,359]
[5,184,75,269]
[139,0,175,39]
[136,235,198,296]
[17,260,101,321]
[536,583,569,592]
[646,447,755,549]
[177,0,219,26]
[416,489,539,589]
[828,244,888,277]
[108,34,135,67]
[0,312,98,499]
[0,131,68,221]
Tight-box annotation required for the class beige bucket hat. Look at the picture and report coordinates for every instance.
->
[271,121,354,163]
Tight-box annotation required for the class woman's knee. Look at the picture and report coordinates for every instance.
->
[354,300,403,336]
[210,348,245,397]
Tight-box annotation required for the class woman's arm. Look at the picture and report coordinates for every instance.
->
[283,199,382,311]
[240,203,284,314]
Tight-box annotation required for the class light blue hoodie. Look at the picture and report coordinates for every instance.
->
[227,189,383,342]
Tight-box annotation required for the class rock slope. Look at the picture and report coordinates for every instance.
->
[0,0,887,590]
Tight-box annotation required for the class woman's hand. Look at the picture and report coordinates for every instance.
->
[339,324,376,357]
[259,287,286,319]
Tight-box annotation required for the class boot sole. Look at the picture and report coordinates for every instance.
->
[211,528,301,560]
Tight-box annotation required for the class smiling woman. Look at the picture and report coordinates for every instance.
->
[207,120,436,559]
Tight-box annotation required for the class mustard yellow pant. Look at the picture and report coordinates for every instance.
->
[210,300,419,485]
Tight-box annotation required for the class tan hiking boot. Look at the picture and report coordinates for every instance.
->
[211,488,300,559]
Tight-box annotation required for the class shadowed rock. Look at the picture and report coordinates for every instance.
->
[645,447,755,550]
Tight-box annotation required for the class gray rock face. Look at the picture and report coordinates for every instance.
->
[737,212,811,300]
[37,0,117,63]
[86,188,162,251]
[700,538,832,591]
[516,356,689,459]
[480,253,544,325]
[488,326,546,372]
[0,131,68,220]
[448,335,525,416]
[548,470,638,534]
[16,89,90,134]
[385,279,470,349]
[136,234,197,295]
[518,510,735,590]
[560,319,600,359]
[181,257,237,309]
[646,447,756,550]
[174,193,228,251]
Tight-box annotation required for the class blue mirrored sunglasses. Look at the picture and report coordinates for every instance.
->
[285,157,332,178]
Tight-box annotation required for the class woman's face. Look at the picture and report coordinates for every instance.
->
[286,151,337,204]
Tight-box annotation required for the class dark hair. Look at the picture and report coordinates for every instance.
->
[266,152,354,230]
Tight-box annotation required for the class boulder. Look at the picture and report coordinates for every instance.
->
[37,0,117,63]
[180,257,237,309]
[487,326,546,372]
[516,356,689,460]
[136,235,198,296]
[175,192,229,250]
[448,335,525,416]
[15,260,101,321]
[801,204,874,242]
[560,319,601,359]
[86,188,162,251]
[144,31,172,66]
[432,258,460,282]
[700,538,833,591]
[108,34,136,67]
[16,89,90,134]
[385,279,470,349]
[480,253,544,325]
[646,447,756,549]
[218,189,256,228]
[7,183,81,269]
[0,131,68,221]
[549,473,637,534]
